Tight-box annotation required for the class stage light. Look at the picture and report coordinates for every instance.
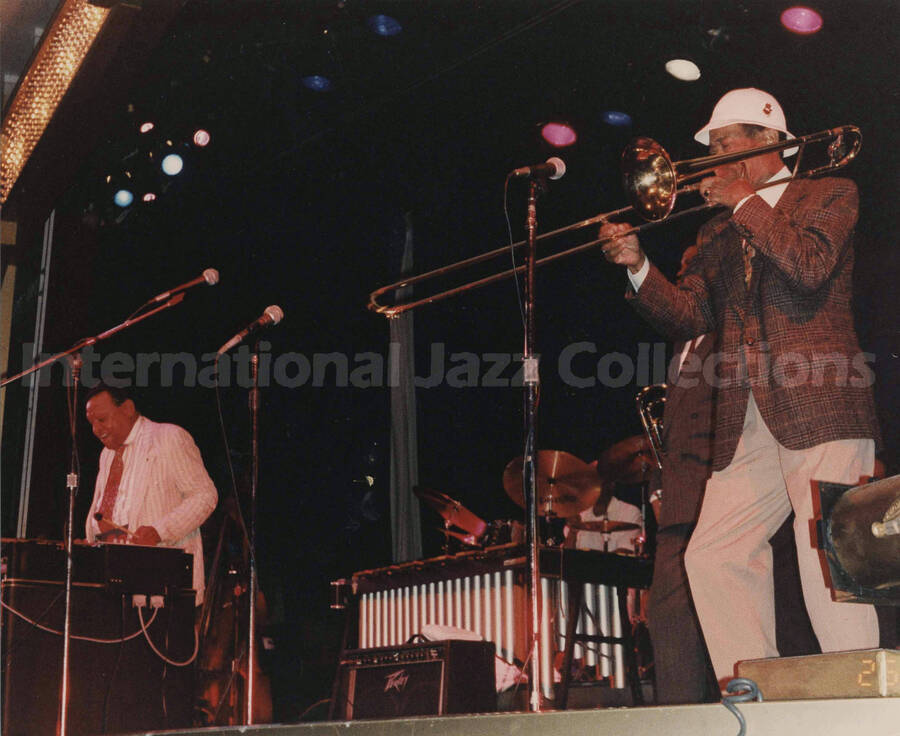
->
[139,121,155,133]
[0,0,112,202]
[781,6,823,34]
[665,59,701,81]
[367,14,402,37]
[541,122,577,147]
[142,192,157,202]
[192,129,211,147]
[601,110,632,127]
[113,189,134,207]
[161,153,184,176]
[302,75,332,92]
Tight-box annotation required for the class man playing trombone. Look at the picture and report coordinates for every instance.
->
[600,88,881,688]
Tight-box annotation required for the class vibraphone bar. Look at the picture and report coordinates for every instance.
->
[347,544,652,699]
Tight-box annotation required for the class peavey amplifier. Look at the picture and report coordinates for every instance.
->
[331,639,496,720]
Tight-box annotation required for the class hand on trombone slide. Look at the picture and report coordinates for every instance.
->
[599,221,645,274]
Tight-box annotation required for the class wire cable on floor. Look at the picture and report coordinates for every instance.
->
[722,677,763,736]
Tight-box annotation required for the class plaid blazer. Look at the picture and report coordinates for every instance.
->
[654,334,717,528]
[629,176,880,471]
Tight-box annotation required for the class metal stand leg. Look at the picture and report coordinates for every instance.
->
[554,582,584,709]
[555,584,644,709]
[617,588,644,706]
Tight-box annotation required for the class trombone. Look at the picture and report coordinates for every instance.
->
[636,384,667,471]
[368,125,861,317]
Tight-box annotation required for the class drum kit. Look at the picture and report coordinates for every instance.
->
[415,435,657,555]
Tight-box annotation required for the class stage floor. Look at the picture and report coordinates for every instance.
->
[141,699,900,736]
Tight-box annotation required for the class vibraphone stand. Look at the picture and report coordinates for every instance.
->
[554,582,643,709]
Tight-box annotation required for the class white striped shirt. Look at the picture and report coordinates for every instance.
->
[86,415,218,603]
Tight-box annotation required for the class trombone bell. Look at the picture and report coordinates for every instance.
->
[622,138,677,221]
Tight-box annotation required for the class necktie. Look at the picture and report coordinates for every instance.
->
[97,446,125,519]
[742,238,755,285]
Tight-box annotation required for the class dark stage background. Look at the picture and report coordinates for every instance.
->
[2,0,898,722]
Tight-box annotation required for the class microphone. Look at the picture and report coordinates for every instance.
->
[151,268,219,303]
[509,157,566,180]
[217,305,284,355]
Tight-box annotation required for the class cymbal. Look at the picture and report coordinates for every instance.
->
[596,434,654,485]
[502,450,603,517]
[565,518,640,533]
[414,486,488,537]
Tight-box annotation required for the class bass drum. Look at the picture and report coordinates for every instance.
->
[483,519,525,547]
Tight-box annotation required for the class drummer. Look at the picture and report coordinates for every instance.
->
[564,436,648,553]
[564,483,642,553]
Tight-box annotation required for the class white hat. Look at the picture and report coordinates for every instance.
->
[694,87,797,155]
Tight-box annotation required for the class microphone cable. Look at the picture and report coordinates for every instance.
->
[0,595,158,644]
[212,355,257,570]
[722,676,763,736]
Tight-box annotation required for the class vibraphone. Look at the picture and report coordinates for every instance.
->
[345,543,652,700]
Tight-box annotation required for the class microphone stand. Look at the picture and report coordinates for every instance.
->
[0,293,186,736]
[0,293,185,388]
[59,354,81,736]
[245,344,260,725]
[523,177,545,712]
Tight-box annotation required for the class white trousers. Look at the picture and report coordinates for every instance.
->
[684,393,878,684]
